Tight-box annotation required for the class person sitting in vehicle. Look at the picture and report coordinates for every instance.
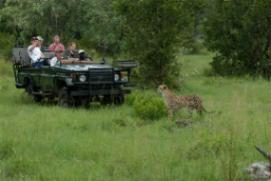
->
[78,49,93,61]
[27,36,45,68]
[37,35,58,67]
[48,35,65,60]
[63,42,79,59]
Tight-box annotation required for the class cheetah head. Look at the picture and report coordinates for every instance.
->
[158,84,168,94]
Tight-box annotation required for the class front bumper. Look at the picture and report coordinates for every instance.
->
[70,87,131,97]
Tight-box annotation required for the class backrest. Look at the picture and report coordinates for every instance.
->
[43,51,55,59]
[12,48,31,66]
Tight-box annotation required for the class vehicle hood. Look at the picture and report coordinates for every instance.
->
[55,64,113,71]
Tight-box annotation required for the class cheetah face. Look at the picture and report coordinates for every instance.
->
[158,84,168,94]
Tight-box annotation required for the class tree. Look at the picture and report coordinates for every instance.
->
[204,0,271,77]
[114,0,198,87]
[0,0,123,56]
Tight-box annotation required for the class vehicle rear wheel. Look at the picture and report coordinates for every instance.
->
[58,87,75,107]
[25,83,33,95]
[26,82,43,103]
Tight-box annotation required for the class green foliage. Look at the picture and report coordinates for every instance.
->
[0,54,271,180]
[204,0,271,78]
[0,59,13,76]
[0,32,15,58]
[3,157,34,178]
[131,91,167,121]
[0,140,15,160]
[114,0,202,87]
[0,0,123,56]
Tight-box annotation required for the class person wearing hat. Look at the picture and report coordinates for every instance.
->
[78,49,93,61]
[36,35,46,52]
[27,36,45,68]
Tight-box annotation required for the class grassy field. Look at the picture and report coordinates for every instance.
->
[0,54,271,181]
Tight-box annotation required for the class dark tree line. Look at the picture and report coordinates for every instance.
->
[204,0,271,78]
[1,0,271,86]
[0,0,202,87]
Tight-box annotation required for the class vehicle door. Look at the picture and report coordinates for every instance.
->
[39,67,56,92]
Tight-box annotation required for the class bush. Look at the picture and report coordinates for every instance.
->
[115,0,194,87]
[131,91,167,121]
[204,0,271,78]
[0,32,15,59]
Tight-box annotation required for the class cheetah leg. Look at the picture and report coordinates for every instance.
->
[198,106,204,115]
[188,108,193,117]
[168,109,174,121]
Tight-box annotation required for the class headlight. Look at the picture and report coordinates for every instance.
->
[79,75,87,82]
[120,71,128,82]
[114,74,120,81]
[65,78,73,86]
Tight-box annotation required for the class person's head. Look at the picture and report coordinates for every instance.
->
[78,49,86,60]
[68,42,76,51]
[37,36,44,46]
[31,37,38,46]
[53,35,60,44]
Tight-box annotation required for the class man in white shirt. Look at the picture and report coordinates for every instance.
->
[27,37,45,68]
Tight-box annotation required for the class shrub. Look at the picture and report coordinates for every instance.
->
[132,91,167,121]
[0,32,15,59]
[114,0,195,87]
[204,0,271,78]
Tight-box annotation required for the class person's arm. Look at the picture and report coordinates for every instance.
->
[41,52,45,58]
[28,45,35,52]
[60,44,65,52]
[48,44,55,52]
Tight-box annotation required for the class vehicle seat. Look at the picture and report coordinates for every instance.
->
[12,48,31,67]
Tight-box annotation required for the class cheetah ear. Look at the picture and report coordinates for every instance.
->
[255,146,271,162]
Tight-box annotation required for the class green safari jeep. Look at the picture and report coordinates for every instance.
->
[12,48,137,107]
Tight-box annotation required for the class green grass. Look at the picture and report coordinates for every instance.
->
[0,55,271,180]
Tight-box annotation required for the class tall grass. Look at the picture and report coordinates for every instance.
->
[0,55,270,180]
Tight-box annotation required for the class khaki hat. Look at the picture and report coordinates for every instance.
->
[78,49,85,54]
[37,36,44,41]
[31,36,38,41]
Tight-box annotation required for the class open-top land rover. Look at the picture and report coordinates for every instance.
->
[12,48,137,107]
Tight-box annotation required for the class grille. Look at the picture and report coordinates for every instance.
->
[88,68,113,83]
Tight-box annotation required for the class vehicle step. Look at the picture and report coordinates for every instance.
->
[32,91,52,96]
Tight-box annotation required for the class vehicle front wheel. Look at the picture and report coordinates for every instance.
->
[33,95,43,103]
[58,87,74,107]
[101,95,113,105]
[114,94,124,105]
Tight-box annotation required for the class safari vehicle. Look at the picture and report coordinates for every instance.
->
[12,48,137,107]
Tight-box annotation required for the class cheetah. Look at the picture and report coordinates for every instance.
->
[158,84,206,120]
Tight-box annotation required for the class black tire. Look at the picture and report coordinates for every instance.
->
[33,95,43,103]
[101,95,113,105]
[114,94,124,105]
[74,97,90,108]
[25,81,43,103]
[25,82,33,95]
[80,98,91,108]
[58,87,74,107]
